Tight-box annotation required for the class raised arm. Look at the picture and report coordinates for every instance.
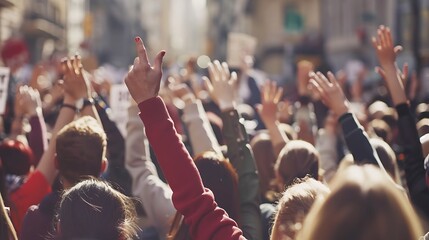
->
[204,60,262,240]
[124,37,244,240]
[125,101,175,237]
[372,25,429,217]
[170,81,222,156]
[256,81,289,157]
[310,71,382,168]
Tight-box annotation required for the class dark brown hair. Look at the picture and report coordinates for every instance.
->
[168,151,239,240]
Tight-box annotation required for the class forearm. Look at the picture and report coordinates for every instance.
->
[221,109,262,240]
[183,99,222,156]
[125,105,174,236]
[36,97,76,184]
[382,64,407,105]
[265,121,288,157]
[139,97,244,240]
[28,109,48,166]
[339,113,379,166]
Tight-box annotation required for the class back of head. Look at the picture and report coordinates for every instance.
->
[194,151,240,221]
[297,165,422,240]
[275,140,319,187]
[250,132,276,199]
[0,139,33,176]
[271,177,329,240]
[58,178,137,240]
[417,118,429,137]
[369,119,392,143]
[370,138,401,184]
[56,116,107,185]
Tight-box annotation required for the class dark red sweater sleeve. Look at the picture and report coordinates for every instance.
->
[28,114,48,166]
[138,96,245,240]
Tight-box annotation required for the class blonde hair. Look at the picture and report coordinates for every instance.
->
[297,165,422,240]
[271,177,329,240]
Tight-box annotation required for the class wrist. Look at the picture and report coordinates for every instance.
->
[182,93,196,105]
[219,100,236,111]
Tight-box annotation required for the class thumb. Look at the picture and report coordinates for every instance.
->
[154,51,166,71]
[394,46,403,54]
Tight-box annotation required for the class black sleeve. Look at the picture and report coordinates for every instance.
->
[396,103,429,218]
[339,112,378,165]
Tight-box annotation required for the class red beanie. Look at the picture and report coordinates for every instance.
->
[0,139,33,175]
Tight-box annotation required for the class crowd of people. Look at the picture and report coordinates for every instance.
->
[0,25,428,240]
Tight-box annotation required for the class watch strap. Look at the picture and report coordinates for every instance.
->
[61,103,78,112]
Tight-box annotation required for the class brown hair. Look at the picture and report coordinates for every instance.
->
[168,151,239,240]
[56,116,107,184]
[369,119,392,143]
[297,165,422,240]
[271,177,329,240]
[250,131,276,200]
[275,140,319,188]
[57,178,138,239]
[370,138,401,184]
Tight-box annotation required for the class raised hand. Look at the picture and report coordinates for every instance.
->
[61,55,91,101]
[297,60,314,96]
[372,25,407,105]
[18,86,42,116]
[203,60,237,111]
[371,25,402,69]
[256,81,283,125]
[125,37,166,104]
[310,71,349,117]
[168,77,196,104]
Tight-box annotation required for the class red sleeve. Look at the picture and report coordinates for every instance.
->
[9,170,51,233]
[138,96,245,240]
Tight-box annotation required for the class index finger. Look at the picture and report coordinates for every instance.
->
[135,37,150,66]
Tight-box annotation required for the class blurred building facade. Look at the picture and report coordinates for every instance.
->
[0,0,66,64]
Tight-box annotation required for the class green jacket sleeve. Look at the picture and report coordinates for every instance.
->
[221,109,263,240]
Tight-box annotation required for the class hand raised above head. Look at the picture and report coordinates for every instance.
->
[124,37,166,104]
[256,80,283,125]
[371,25,402,69]
[310,71,349,118]
[203,60,237,111]
[61,54,91,101]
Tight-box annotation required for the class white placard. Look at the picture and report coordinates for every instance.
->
[227,33,257,68]
[109,84,130,137]
[0,67,10,114]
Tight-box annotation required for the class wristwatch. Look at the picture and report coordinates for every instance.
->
[76,98,95,111]
[61,98,95,112]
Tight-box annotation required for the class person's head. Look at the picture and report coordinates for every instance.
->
[57,178,138,240]
[250,131,276,200]
[370,138,401,184]
[274,140,319,190]
[297,165,422,240]
[168,152,239,240]
[0,139,33,176]
[55,116,107,187]
[0,38,29,73]
[417,118,429,137]
[271,177,330,240]
[369,119,392,144]
[194,151,239,221]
